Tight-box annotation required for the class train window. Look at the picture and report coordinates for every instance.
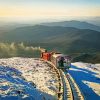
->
[63,62,67,67]
[64,59,71,68]
[58,59,64,67]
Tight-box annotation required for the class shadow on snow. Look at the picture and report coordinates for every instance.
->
[0,66,54,100]
[68,64,100,100]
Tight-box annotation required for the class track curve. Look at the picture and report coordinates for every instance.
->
[42,59,85,100]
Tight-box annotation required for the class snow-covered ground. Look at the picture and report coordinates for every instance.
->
[0,57,58,100]
[69,62,100,100]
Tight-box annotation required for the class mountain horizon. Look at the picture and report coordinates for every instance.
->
[0,20,100,63]
[0,24,100,52]
[41,20,100,32]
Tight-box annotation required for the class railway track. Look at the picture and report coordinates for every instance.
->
[66,73,84,100]
[59,70,85,100]
[60,70,73,100]
[42,60,85,100]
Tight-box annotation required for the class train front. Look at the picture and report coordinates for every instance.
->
[51,53,71,70]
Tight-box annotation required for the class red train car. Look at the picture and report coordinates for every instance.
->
[42,52,51,61]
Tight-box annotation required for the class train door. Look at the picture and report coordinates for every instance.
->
[66,59,71,68]
[57,57,65,68]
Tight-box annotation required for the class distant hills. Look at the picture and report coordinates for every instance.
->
[0,25,100,53]
[41,20,100,32]
[0,20,100,63]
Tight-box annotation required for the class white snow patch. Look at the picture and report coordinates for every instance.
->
[72,62,100,78]
[69,62,100,100]
[83,81,100,96]
[0,57,58,100]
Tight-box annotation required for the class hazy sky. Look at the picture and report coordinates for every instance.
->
[0,0,100,22]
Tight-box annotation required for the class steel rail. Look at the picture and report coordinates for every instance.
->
[42,59,85,100]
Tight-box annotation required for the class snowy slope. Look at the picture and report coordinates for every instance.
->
[0,57,58,100]
[69,62,100,100]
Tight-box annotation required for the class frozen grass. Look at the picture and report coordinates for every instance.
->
[0,57,58,100]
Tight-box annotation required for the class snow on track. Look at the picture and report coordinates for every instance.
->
[0,57,58,100]
[69,62,100,100]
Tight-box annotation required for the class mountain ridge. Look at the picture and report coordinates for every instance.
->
[41,20,100,32]
[0,23,100,63]
[0,25,100,54]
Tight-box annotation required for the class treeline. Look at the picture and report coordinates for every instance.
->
[72,53,100,64]
[0,43,41,58]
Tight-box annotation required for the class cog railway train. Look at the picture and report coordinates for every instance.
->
[41,49,71,70]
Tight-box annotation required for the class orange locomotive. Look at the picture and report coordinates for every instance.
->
[41,52,51,61]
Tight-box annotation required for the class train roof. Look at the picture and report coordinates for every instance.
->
[52,53,69,58]
[52,54,64,58]
[52,53,71,59]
